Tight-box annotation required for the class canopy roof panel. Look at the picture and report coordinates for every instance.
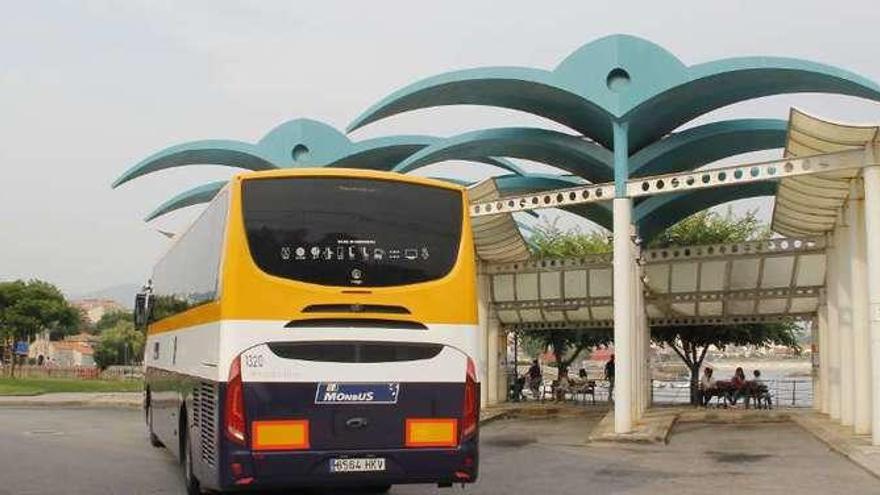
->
[487,237,825,328]
[771,109,880,237]
[467,179,531,263]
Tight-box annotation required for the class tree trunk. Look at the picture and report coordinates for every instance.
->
[9,336,17,379]
[689,364,701,405]
[553,348,564,377]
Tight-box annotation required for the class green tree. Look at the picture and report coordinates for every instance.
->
[529,219,610,258]
[93,320,145,370]
[527,329,613,376]
[0,280,81,377]
[95,310,133,332]
[648,208,770,248]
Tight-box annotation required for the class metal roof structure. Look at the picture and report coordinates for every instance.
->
[772,109,880,237]
[467,179,531,263]
[486,237,826,329]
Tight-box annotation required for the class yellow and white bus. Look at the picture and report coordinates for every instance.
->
[137,169,480,494]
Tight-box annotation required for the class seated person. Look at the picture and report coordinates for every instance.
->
[510,375,526,402]
[555,367,572,401]
[728,367,747,405]
[699,366,717,406]
[749,369,772,408]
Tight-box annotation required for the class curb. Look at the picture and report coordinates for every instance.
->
[0,394,143,409]
[0,400,142,409]
[479,410,511,426]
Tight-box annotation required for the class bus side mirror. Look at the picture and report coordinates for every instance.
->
[134,293,150,330]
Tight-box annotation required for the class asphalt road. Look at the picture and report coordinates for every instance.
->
[1,408,878,495]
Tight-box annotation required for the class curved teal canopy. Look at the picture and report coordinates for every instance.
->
[349,35,880,152]
[145,181,228,222]
[115,118,524,189]
[635,181,779,241]
[630,119,788,177]
[394,127,613,183]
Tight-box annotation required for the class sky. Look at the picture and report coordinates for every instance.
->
[1,0,879,297]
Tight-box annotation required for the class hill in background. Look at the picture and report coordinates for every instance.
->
[71,283,140,309]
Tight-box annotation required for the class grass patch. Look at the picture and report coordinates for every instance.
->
[0,377,143,396]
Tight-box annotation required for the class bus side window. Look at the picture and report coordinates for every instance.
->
[153,341,160,361]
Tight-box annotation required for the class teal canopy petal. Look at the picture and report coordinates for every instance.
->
[347,67,616,147]
[328,135,526,175]
[327,135,439,169]
[348,34,880,152]
[626,56,880,150]
[145,181,226,221]
[113,141,278,188]
[635,181,778,242]
[256,118,354,166]
[630,119,788,177]
[393,128,612,182]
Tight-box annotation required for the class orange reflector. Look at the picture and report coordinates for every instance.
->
[251,420,310,451]
[405,418,458,448]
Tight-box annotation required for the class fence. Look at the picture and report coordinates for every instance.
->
[514,377,813,408]
[651,378,813,408]
[1,365,143,381]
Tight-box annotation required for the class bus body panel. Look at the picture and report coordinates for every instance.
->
[144,169,480,491]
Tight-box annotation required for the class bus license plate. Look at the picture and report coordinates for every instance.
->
[330,457,386,473]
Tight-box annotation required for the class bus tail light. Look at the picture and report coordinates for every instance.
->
[405,418,458,448]
[225,355,246,445]
[461,357,478,440]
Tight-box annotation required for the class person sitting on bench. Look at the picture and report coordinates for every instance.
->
[555,367,572,401]
[699,366,718,406]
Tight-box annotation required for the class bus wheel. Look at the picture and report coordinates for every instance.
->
[145,398,163,448]
[181,421,202,495]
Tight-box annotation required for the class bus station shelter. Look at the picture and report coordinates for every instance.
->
[115,35,880,443]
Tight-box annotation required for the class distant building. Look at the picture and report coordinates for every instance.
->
[29,332,98,367]
[73,299,125,325]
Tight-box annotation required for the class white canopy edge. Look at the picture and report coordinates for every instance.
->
[771,108,880,237]
[467,178,531,263]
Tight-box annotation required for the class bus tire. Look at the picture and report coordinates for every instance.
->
[181,412,202,495]
[145,394,163,448]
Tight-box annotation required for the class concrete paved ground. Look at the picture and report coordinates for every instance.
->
[0,408,877,494]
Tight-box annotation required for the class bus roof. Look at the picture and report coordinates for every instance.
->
[232,168,466,192]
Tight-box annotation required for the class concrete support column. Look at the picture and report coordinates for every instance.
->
[477,263,490,409]
[861,164,880,445]
[633,252,649,417]
[837,216,855,427]
[613,198,634,433]
[486,313,500,406]
[818,302,830,414]
[812,316,821,412]
[849,181,871,434]
[827,234,842,420]
[499,329,510,402]
[630,255,640,420]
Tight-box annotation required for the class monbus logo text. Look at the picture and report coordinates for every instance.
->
[315,382,400,404]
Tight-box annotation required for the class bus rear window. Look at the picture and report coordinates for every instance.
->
[242,177,463,287]
[267,342,444,363]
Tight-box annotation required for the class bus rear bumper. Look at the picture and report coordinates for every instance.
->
[220,439,478,490]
